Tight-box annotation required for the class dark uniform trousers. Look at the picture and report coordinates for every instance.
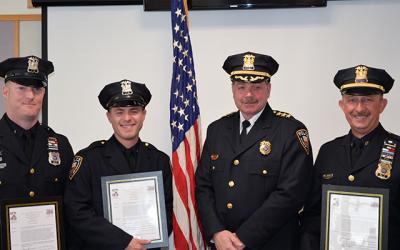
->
[0,115,74,250]
[64,136,173,250]
[300,124,400,250]
[195,104,313,250]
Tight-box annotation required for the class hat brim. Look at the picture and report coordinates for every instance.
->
[106,94,146,109]
[341,87,383,96]
[7,77,46,88]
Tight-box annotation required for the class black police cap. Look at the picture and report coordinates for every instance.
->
[98,79,152,110]
[223,51,279,83]
[334,65,394,95]
[0,55,54,87]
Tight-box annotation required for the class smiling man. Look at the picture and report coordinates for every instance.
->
[195,52,313,250]
[300,65,400,250]
[0,55,74,247]
[0,55,73,199]
[64,80,172,250]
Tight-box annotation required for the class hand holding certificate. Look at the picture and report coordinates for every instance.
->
[101,171,168,249]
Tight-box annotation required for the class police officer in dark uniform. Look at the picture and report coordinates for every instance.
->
[64,79,172,250]
[0,56,74,248]
[300,65,399,250]
[195,52,313,250]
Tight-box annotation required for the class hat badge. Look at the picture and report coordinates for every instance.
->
[242,54,255,70]
[355,65,368,83]
[120,80,133,95]
[27,56,39,73]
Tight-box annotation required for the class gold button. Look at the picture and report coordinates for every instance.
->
[227,203,233,209]
[145,142,149,147]
[30,168,35,174]
[54,177,59,182]
[29,191,35,197]
[228,181,235,187]
[262,170,268,175]
[348,175,355,182]
[233,159,240,166]
[101,141,105,144]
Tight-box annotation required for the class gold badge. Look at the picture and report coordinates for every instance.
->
[375,162,392,180]
[69,156,83,180]
[259,141,272,155]
[120,80,133,95]
[242,54,255,70]
[27,56,39,73]
[355,65,368,82]
[296,129,310,155]
[211,154,219,160]
[48,151,61,166]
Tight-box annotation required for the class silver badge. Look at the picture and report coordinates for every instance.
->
[27,56,39,73]
[121,80,133,95]
[48,151,61,166]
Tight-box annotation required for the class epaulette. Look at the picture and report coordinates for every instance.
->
[387,131,400,141]
[222,111,236,118]
[333,135,346,141]
[273,110,292,118]
[87,140,107,150]
[142,141,156,150]
[43,124,55,134]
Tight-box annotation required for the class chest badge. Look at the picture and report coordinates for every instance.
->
[48,137,61,166]
[48,152,61,166]
[375,138,396,180]
[259,140,272,156]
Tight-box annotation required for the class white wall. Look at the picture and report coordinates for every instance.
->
[47,0,400,156]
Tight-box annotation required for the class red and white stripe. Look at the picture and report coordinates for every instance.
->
[172,120,206,250]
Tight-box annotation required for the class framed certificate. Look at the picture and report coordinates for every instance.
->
[0,196,65,250]
[101,171,168,249]
[321,185,389,250]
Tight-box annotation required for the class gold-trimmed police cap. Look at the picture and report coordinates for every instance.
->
[334,65,394,95]
[223,51,279,83]
[98,79,152,110]
[0,55,54,87]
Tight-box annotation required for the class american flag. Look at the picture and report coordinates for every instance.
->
[170,0,206,249]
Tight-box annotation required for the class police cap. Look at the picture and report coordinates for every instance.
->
[334,65,394,95]
[0,55,54,87]
[98,79,152,110]
[223,51,279,83]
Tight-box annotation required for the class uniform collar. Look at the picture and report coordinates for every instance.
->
[3,113,39,138]
[349,123,383,147]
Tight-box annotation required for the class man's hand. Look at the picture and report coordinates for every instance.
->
[213,230,245,250]
[124,238,151,250]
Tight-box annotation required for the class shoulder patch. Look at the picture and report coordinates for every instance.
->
[69,155,84,180]
[296,129,310,155]
[273,110,292,118]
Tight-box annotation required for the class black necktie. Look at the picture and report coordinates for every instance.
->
[23,130,34,161]
[351,139,363,167]
[240,120,251,144]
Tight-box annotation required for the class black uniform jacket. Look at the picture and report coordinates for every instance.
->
[0,115,73,199]
[0,115,74,249]
[300,124,400,250]
[64,136,172,250]
[195,104,313,249]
